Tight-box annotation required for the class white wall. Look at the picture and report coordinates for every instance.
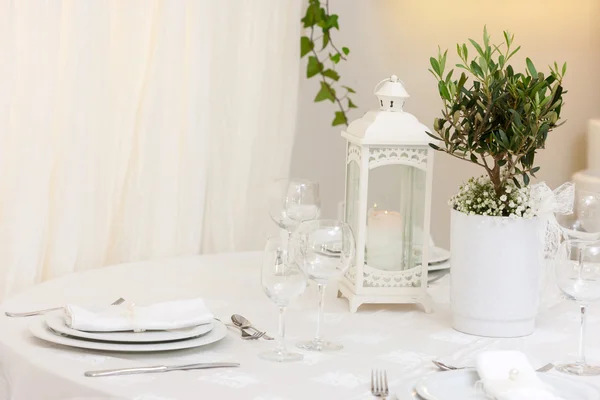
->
[291,0,600,248]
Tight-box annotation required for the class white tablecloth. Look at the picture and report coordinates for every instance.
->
[0,251,599,400]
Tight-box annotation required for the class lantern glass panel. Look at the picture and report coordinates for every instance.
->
[345,159,361,237]
[365,164,426,271]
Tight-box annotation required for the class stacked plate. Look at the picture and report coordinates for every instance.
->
[29,311,228,352]
[402,370,600,399]
[426,246,450,284]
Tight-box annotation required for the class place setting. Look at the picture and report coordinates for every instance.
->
[25,297,230,354]
[397,350,600,400]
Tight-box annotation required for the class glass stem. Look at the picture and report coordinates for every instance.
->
[315,283,327,342]
[578,246,585,279]
[577,304,587,366]
[286,230,293,263]
[277,306,287,352]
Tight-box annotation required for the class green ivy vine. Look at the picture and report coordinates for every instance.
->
[300,0,357,126]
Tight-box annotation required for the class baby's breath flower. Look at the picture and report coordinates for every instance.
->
[449,175,533,217]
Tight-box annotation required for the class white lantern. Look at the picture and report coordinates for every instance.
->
[338,75,435,313]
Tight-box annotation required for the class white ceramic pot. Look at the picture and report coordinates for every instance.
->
[450,209,546,338]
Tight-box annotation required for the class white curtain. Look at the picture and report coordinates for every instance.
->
[0,0,301,300]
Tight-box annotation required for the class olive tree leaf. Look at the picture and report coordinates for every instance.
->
[469,38,485,56]
[430,57,441,77]
[526,58,537,77]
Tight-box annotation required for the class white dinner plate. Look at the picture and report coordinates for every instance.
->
[414,370,600,400]
[30,318,228,352]
[427,247,450,267]
[44,311,214,343]
[427,269,449,284]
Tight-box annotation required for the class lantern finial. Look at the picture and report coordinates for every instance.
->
[374,75,410,112]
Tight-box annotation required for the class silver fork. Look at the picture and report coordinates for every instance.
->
[241,331,265,340]
[5,297,125,317]
[371,369,389,398]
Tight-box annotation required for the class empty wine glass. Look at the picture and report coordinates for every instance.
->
[555,240,600,376]
[259,236,307,362]
[556,189,600,242]
[578,190,600,237]
[295,219,355,351]
[268,179,321,258]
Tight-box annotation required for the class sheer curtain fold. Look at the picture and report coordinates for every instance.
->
[201,0,302,253]
[0,0,301,299]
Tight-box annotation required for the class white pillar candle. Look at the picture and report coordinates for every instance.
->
[366,206,404,271]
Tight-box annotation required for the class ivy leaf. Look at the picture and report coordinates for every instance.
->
[348,98,357,108]
[301,3,320,27]
[315,81,335,102]
[300,36,313,58]
[306,56,323,78]
[332,111,347,126]
[343,86,356,93]
[325,14,339,30]
[342,47,350,55]
[330,53,341,64]
[322,32,330,50]
[322,69,340,81]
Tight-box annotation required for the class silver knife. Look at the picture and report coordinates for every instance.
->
[84,362,240,377]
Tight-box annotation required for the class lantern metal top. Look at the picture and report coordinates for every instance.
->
[342,75,432,146]
[374,75,409,111]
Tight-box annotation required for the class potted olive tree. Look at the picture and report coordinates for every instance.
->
[428,28,566,337]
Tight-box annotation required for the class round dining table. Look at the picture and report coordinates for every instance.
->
[0,251,599,400]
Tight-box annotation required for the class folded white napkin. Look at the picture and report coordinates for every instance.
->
[476,351,564,400]
[64,298,214,332]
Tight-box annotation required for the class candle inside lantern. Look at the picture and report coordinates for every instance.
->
[366,204,404,271]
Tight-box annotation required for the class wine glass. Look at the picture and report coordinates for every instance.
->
[268,179,321,257]
[556,189,600,242]
[259,236,307,362]
[555,240,600,376]
[295,219,356,351]
[578,190,600,237]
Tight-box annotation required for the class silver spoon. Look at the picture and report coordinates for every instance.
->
[432,359,554,373]
[231,314,274,340]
